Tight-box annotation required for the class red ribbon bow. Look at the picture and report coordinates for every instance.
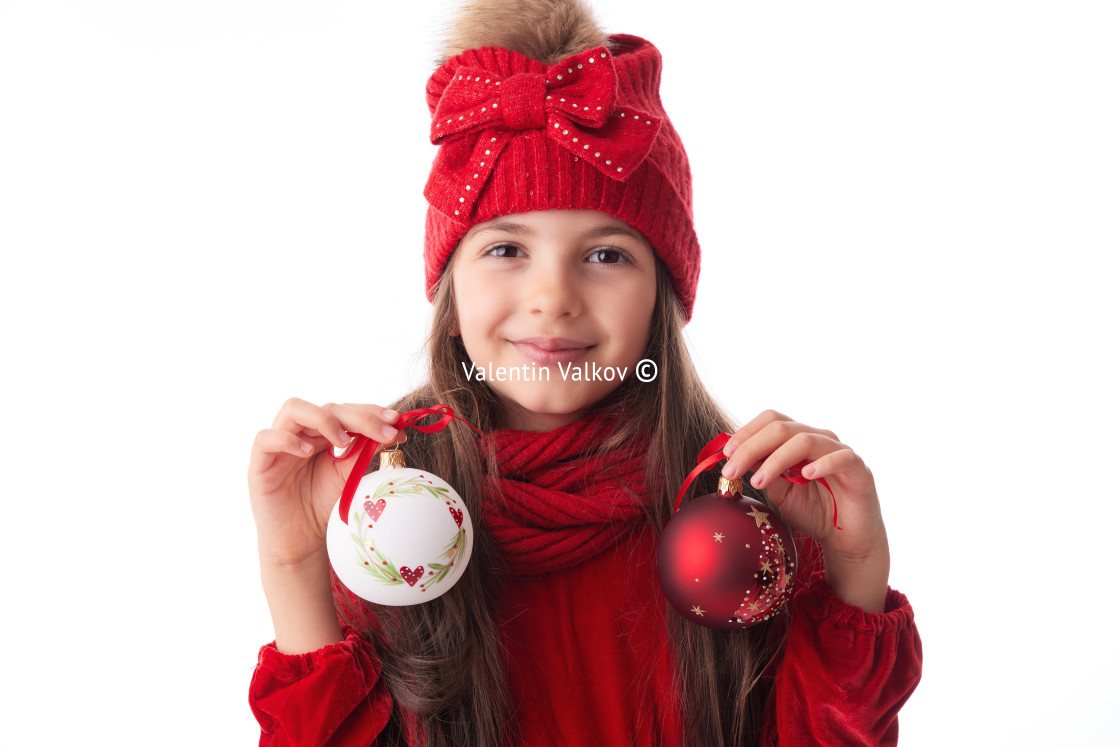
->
[328,404,482,523]
[428,46,662,219]
[673,433,842,530]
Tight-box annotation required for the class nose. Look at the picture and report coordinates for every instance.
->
[525,261,583,320]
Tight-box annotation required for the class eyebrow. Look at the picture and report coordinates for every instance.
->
[463,220,644,243]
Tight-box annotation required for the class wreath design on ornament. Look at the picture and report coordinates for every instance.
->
[349,475,468,592]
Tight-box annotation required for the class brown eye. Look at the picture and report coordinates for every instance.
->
[589,248,626,264]
[485,244,521,259]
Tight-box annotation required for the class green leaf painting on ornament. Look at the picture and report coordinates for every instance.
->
[352,510,404,585]
[420,528,468,592]
[367,474,453,503]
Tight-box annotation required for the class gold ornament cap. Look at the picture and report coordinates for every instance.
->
[379,448,406,470]
[718,475,742,496]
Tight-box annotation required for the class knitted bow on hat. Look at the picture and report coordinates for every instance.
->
[428,46,662,219]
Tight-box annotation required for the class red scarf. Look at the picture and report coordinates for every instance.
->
[477,411,650,575]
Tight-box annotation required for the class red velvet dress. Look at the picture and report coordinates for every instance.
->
[249,415,922,745]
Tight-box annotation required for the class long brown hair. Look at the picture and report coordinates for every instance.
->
[334,256,787,746]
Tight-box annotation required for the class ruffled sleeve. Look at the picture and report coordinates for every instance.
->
[761,572,923,746]
[249,626,393,747]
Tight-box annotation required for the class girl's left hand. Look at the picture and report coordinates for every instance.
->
[720,410,888,564]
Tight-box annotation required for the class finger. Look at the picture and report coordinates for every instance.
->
[272,399,397,449]
[249,428,316,477]
[327,403,407,447]
[722,418,840,481]
[271,397,352,448]
[719,410,793,479]
[722,410,839,455]
[344,403,400,425]
[801,448,865,482]
[722,409,793,457]
[750,432,844,489]
[341,404,407,446]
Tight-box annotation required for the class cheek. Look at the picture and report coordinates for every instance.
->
[454,272,506,337]
[615,284,656,357]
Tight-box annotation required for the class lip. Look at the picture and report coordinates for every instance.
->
[512,337,593,351]
[510,337,595,365]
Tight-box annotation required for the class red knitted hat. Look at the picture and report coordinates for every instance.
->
[423,34,700,321]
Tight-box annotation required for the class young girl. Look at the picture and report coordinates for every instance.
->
[248,1,922,744]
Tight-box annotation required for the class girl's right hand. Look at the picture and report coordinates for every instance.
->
[248,398,406,569]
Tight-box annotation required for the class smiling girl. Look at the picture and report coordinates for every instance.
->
[247,2,921,745]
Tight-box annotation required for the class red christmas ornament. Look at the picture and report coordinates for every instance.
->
[658,475,798,629]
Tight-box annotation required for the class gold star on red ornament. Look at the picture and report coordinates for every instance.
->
[713,532,725,542]
[747,506,770,527]
[691,605,706,617]
[759,559,774,574]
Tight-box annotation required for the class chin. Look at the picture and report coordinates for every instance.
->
[496,387,595,425]
[515,394,590,419]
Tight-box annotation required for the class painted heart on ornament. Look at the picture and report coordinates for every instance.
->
[399,566,424,587]
[449,507,464,527]
[363,498,387,521]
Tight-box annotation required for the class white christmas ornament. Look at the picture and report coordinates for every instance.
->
[327,448,473,605]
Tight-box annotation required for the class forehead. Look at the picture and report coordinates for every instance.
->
[462,209,648,244]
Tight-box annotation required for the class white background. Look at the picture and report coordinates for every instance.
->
[2,1,1117,744]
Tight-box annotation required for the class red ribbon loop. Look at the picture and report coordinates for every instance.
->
[329,404,482,523]
[673,433,732,513]
[672,433,842,530]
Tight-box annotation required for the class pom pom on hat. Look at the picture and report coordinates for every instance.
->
[440,0,611,66]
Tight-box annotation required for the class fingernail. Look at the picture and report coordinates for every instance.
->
[802,465,816,478]
[381,424,398,441]
[338,429,351,445]
[383,408,398,421]
[723,440,737,457]
[300,441,312,453]
[721,462,736,478]
[751,472,765,488]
